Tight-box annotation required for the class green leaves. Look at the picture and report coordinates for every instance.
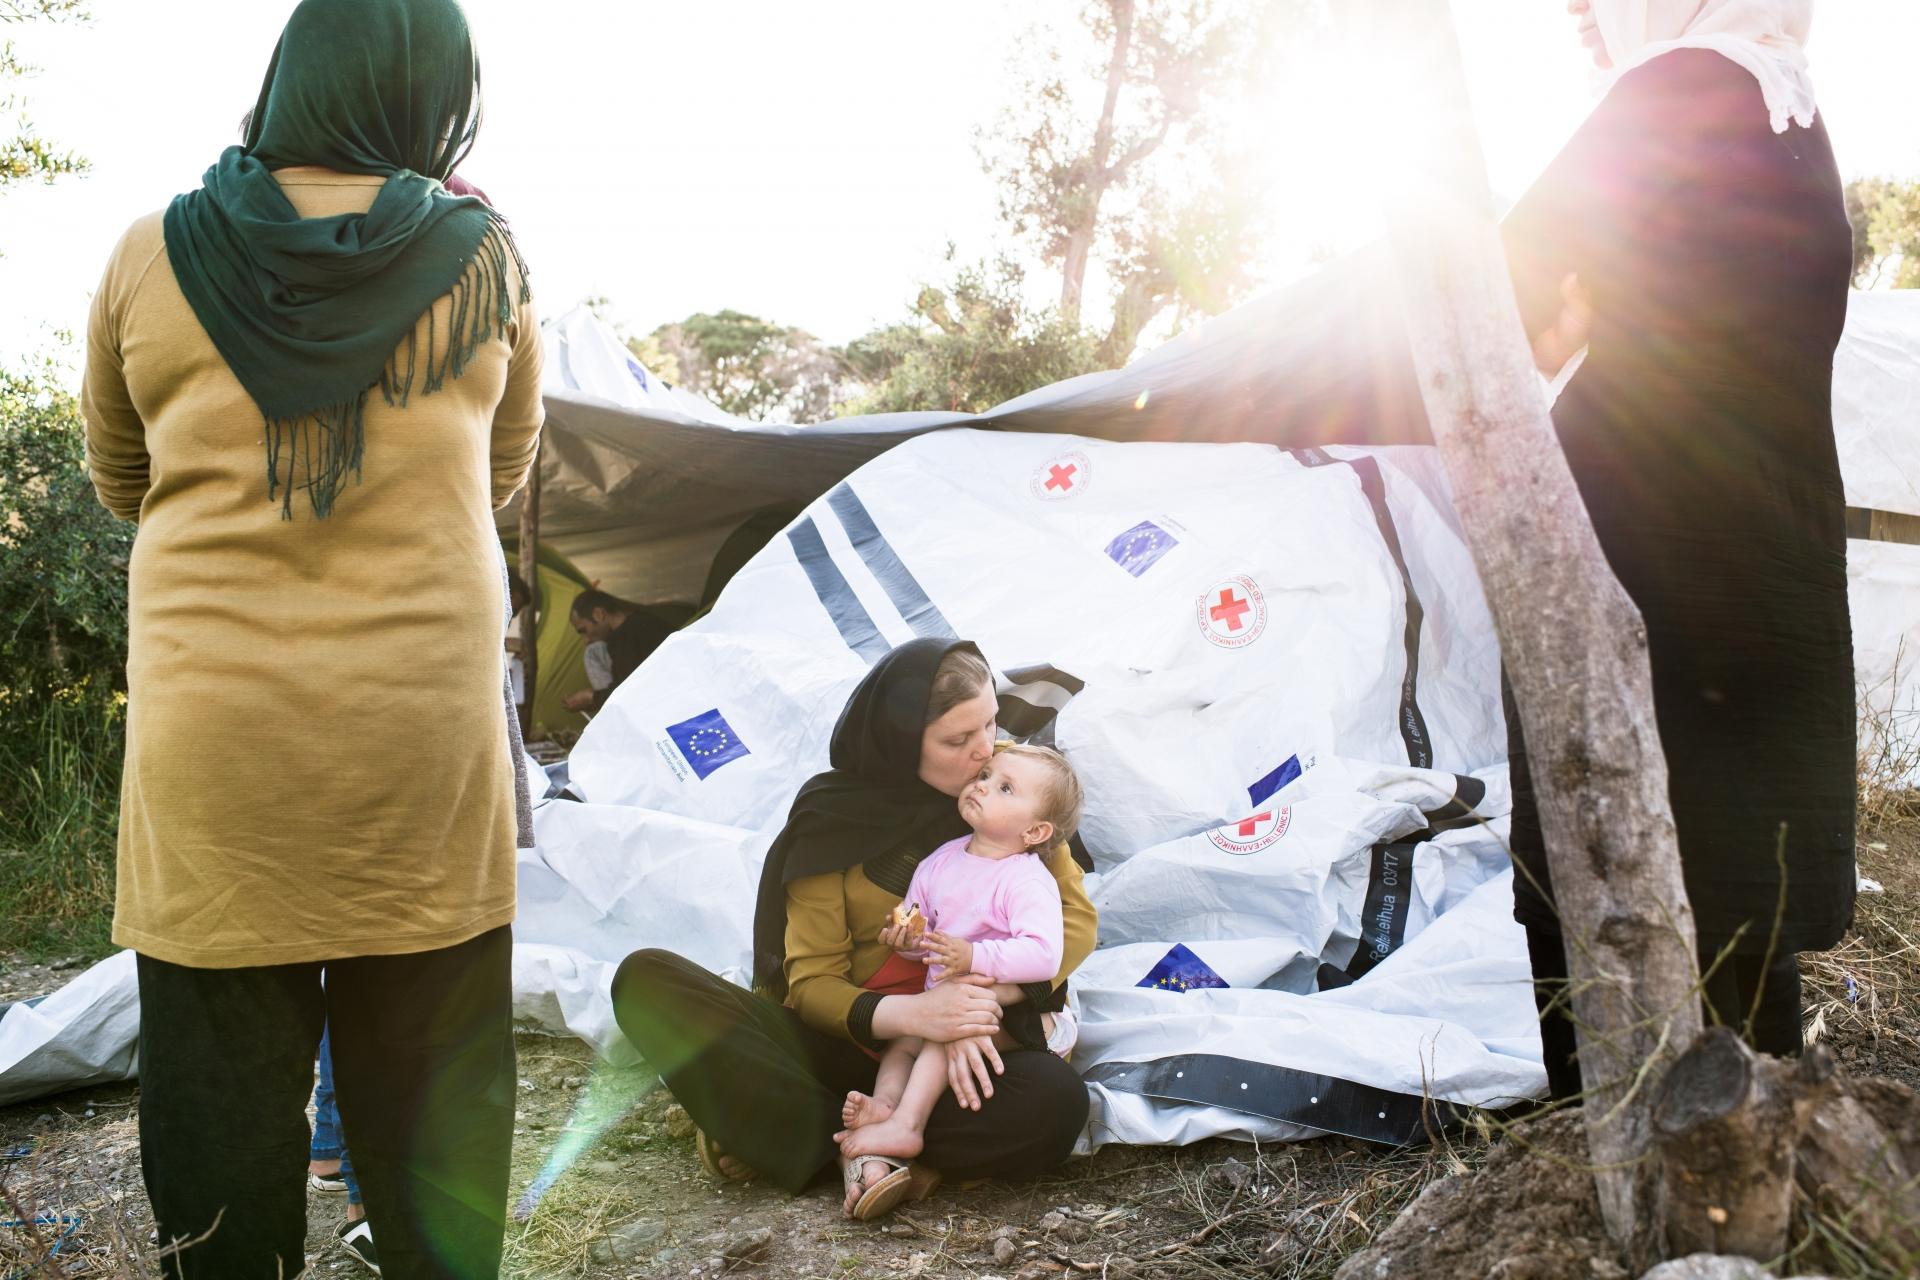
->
[0,354,133,723]
[639,310,848,423]
[1847,178,1920,291]
[842,256,1101,415]
[0,3,91,195]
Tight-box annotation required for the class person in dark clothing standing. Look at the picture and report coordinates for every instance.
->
[1501,0,1853,1098]
[562,589,675,712]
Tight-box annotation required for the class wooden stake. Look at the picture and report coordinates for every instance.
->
[1336,3,1703,1269]
[516,440,541,739]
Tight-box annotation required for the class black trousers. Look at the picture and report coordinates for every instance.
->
[135,926,515,1279]
[1524,921,1802,1100]
[610,948,1088,1193]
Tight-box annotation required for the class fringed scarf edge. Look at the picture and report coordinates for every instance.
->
[264,214,531,520]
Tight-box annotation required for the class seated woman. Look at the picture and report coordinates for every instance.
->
[611,638,1095,1219]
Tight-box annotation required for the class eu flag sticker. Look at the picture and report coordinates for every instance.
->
[1137,943,1230,993]
[1105,520,1179,578]
[665,709,750,780]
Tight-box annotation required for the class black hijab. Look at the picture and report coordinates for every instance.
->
[750,638,984,998]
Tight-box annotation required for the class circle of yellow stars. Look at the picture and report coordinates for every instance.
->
[687,727,731,758]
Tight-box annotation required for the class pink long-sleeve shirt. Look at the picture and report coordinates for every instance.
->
[904,836,1064,986]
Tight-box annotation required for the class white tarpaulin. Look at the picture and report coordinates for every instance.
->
[1836,291,1920,519]
[10,274,1917,1124]
[510,428,1544,1148]
[1850,539,1920,789]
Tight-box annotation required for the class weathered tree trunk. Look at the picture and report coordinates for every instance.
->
[1060,0,1135,325]
[516,441,541,738]
[1098,270,1167,367]
[1653,1028,1828,1259]
[1337,3,1702,1269]
[1796,1070,1920,1257]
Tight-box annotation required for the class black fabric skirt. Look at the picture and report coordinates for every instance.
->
[1507,373,1857,954]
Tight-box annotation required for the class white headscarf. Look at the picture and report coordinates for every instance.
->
[1590,0,1817,133]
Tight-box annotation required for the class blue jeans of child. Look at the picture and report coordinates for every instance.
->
[310,1024,362,1206]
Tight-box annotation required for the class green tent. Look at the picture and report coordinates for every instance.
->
[500,537,593,737]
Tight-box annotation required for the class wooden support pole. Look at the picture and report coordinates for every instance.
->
[516,440,541,739]
[1336,3,1703,1269]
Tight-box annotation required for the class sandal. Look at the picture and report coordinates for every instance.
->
[694,1128,757,1183]
[843,1155,941,1221]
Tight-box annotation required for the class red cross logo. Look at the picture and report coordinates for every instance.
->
[1031,451,1091,501]
[1196,575,1267,650]
[1208,804,1290,853]
[1210,588,1252,632]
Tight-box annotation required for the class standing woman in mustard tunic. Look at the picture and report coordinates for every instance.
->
[80,1,542,1275]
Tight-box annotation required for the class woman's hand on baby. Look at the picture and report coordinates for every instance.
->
[912,972,1000,1042]
[945,1034,1005,1111]
[921,930,972,975]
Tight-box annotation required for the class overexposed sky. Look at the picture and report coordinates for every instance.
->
[2,1,1916,367]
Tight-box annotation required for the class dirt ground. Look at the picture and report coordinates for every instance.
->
[3,818,1914,1279]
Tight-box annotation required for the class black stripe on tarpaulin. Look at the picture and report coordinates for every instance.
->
[1287,448,1433,769]
[1422,773,1488,833]
[996,663,1087,746]
[997,694,1058,742]
[1382,774,1493,852]
[1343,841,1417,982]
[828,484,955,639]
[1081,1054,1472,1146]
[787,518,891,662]
[1002,663,1087,696]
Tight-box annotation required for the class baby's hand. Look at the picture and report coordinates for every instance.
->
[922,930,973,976]
[877,922,914,953]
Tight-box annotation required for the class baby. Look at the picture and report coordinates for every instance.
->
[835,743,1083,1161]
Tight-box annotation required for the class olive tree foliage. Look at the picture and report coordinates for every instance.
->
[0,356,133,723]
[842,255,1100,415]
[1847,176,1920,290]
[1,4,112,722]
[1,1,89,193]
[640,310,849,423]
[979,0,1300,364]
[590,4,1312,420]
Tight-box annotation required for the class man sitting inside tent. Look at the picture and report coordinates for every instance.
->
[563,590,676,713]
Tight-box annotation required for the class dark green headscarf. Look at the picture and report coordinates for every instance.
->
[163,0,527,518]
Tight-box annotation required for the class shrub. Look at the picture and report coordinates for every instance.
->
[0,353,130,958]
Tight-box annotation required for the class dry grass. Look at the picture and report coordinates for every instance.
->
[1856,649,1920,832]
[1183,1137,1486,1280]
[0,1108,153,1279]
[500,1043,662,1280]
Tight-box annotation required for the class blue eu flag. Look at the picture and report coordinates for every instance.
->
[1248,755,1302,807]
[1104,520,1178,578]
[666,709,750,780]
[1136,943,1229,993]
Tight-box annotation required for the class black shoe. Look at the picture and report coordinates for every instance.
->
[338,1219,380,1275]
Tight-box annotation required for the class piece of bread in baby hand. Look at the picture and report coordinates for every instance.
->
[890,902,925,941]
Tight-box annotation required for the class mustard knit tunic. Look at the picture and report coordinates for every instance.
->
[81,170,544,968]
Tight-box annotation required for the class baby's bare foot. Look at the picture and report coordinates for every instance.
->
[837,1115,925,1162]
[840,1090,895,1130]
